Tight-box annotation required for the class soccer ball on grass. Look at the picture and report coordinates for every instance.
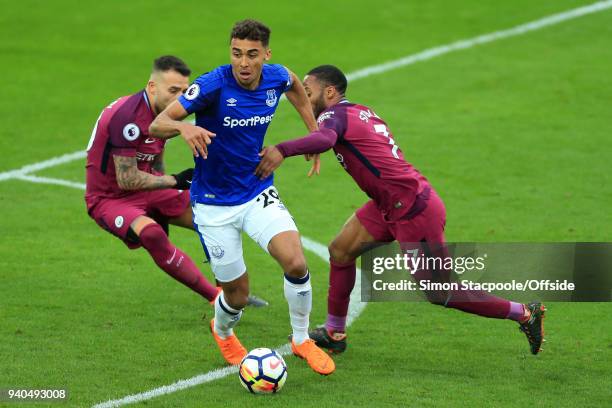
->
[238,348,287,394]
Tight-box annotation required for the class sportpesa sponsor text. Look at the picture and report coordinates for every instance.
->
[223,114,274,128]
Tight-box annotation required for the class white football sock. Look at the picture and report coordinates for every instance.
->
[284,271,312,345]
[214,292,243,339]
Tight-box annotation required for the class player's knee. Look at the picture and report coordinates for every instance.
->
[283,256,308,279]
[328,240,353,264]
[139,223,170,250]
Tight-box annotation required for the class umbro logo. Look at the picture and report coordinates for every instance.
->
[226,98,237,106]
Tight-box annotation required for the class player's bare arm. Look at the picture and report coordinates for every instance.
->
[113,155,176,190]
[285,68,321,176]
[149,101,216,159]
[285,70,317,132]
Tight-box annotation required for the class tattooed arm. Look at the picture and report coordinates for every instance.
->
[151,151,165,175]
[113,155,176,191]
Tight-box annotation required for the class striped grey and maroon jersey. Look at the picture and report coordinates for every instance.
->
[318,100,430,221]
[85,90,165,209]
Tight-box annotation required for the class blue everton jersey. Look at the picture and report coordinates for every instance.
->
[178,64,292,206]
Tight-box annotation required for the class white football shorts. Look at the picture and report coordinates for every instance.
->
[192,185,298,282]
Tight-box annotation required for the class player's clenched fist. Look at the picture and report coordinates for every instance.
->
[255,146,284,179]
[172,168,194,190]
[179,123,216,158]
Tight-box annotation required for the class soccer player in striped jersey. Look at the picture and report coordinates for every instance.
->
[85,56,267,313]
[256,65,546,356]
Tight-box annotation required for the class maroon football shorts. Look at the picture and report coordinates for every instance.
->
[87,189,190,249]
[355,187,446,245]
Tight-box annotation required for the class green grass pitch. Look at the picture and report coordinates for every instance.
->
[0,0,611,407]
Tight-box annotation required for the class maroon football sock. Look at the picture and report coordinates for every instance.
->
[411,261,513,320]
[139,223,218,302]
[326,259,356,332]
[445,289,512,319]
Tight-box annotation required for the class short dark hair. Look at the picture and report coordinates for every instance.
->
[152,55,191,76]
[307,65,348,95]
[230,19,271,47]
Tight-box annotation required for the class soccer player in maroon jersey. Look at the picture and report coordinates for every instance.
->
[256,65,546,356]
[85,56,267,309]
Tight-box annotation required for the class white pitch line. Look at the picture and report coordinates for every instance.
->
[92,237,364,408]
[301,236,366,326]
[2,1,611,182]
[0,150,85,181]
[16,174,86,190]
[346,0,612,81]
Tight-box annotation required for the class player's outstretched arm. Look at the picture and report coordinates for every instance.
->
[285,69,321,176]
[113,155,193,191]
[254,128,337,179]
[149,101,216,159]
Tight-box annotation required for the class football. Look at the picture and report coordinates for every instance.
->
[238,348,287,394]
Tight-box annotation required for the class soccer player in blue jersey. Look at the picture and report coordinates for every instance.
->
[149,19,333,375]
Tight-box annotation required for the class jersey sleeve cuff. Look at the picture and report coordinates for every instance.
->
[282,65,293,92]
[177,96,194,114]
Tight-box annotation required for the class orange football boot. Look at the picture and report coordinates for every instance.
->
[209,319,247,365]
[291,338,336,375]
